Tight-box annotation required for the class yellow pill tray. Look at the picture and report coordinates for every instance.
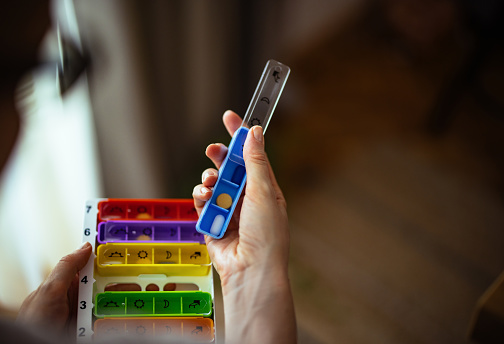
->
[96,243,211,276]
[76,199,216,343]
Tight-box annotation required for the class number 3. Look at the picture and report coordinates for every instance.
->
[80,301,86,309]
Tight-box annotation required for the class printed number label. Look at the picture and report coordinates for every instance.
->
[86,205,92,213]
[80,301,86,309]
[84,228,90,236]
[78,327,85,337]
[81,276,88,284]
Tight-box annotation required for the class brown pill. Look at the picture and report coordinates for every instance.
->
[136,234,151,241]
[216,193,233,209]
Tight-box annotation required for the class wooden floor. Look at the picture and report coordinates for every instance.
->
[270,10,504,344]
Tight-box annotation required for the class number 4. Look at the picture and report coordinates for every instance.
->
[81,276,88,284]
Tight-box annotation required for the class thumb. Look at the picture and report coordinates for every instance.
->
[243,126,274,200]
[45,242,92,290]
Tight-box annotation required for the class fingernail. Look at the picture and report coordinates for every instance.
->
[79,242,91,250]
[201,187,209,194]
[252,126,263,143]
[203,171,215,181]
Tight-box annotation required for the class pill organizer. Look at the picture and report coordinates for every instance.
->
[197,60,290,239]
[93,317,214,340]
[97,220,204,244]
[96,243,211,276]
[94,291,213,317]
[98,199,198,222]
[76,199,216,342]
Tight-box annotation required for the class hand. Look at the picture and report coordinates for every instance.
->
[193,110,296,344]
[16,242,92,340]
[193,110,290,285]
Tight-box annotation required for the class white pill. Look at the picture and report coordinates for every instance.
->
[210,214,225,235]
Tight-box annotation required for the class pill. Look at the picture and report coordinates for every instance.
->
[216,193,233,209]
[136,235,151,241]
[136,213,152,219]
[210,214,225,235]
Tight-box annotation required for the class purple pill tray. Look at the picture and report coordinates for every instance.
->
[97,220,204,244]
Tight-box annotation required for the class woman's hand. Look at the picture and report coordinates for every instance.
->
[193,110,296,344]
[16,242,92,340]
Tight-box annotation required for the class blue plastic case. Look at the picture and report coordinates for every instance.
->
[196,59,290,239]
[196,127,248,238]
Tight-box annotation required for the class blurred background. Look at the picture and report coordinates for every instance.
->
[1,0,504,343]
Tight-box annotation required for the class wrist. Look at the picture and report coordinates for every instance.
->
[221,262,289,293]
[220,264,296,344]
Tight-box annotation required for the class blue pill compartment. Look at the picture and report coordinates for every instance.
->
[219,160,246,186]
[197,127,249,239]
[227,129,246,165]
[197,204,230,237]
[211,180,240,209]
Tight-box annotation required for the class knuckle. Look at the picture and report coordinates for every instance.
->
[247,151,268,166]
[40,279,65,295]
[277,193,287,209]
[57,254,75,271]
[59,253,74,265]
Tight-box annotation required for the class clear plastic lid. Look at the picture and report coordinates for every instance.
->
[241,60,291,134]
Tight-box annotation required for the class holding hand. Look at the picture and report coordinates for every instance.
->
[193,110,296,344]
[16,242,92,340]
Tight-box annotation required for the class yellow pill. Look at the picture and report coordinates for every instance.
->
[136,213,152,219]
[136,235,151,241]
[216,193,233,209]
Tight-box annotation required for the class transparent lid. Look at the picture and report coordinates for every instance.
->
[241,60,291,134]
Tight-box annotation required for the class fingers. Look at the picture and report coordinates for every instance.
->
[195,111,284,218]
[202,168,218,187]
[193,111,236,215]
[223,111,284,205]
[193,167,220,213]
[205,144,228,169]
[205,110,239,169]
[223,110,242,136]
[45,242,92,292]
[193,184,212,214]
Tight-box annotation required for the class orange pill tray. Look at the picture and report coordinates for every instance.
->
[76,199,216,343]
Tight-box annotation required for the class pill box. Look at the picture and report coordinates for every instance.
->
[76,199,215,342]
